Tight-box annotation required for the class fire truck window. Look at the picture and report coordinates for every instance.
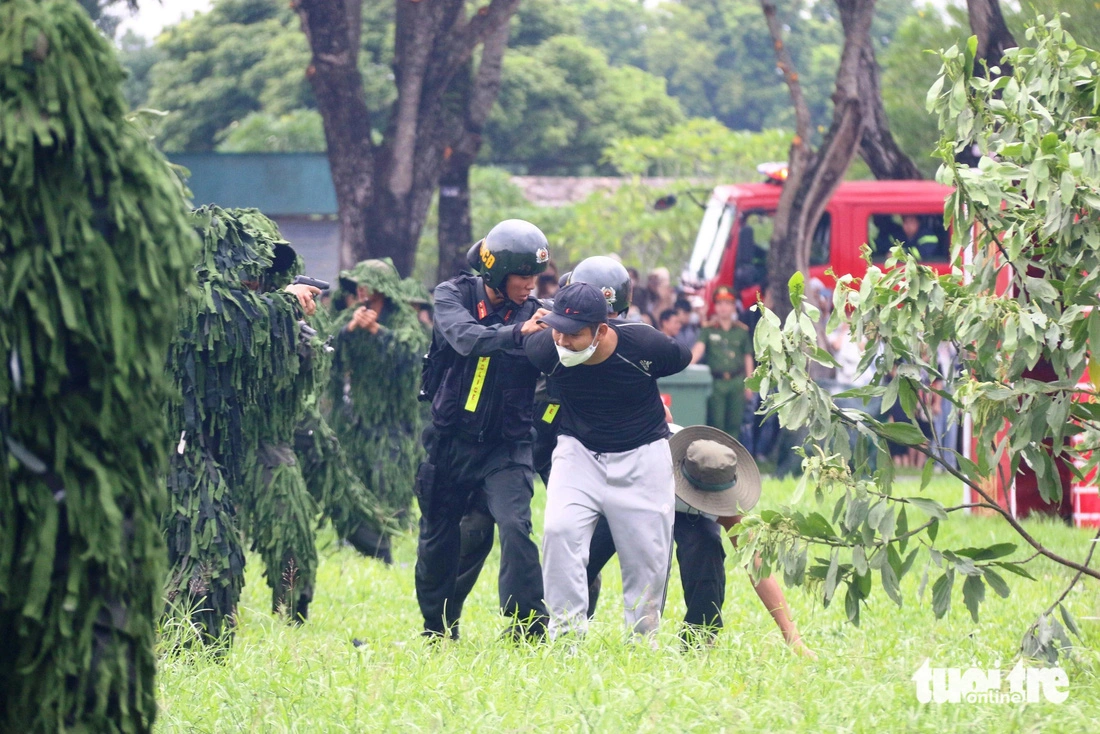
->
[868,213,949,262]
[733,211,772,291]
[810,213,831,266]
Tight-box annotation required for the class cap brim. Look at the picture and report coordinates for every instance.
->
[670,425,761,517]
[539,312,595,335]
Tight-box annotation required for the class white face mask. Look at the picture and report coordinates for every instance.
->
[556,335,600,367]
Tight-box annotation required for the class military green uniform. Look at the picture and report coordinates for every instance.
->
[326,260,429,549]
[697,322,752,436]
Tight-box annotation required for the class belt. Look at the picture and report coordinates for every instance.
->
[711,371,741,381]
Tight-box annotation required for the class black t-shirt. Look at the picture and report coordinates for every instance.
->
[525,321,692,453]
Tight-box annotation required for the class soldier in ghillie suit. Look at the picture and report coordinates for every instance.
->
[0,1,198,731]
[162,206,323,642]
[292,276,395,562]
[326,259,429,563]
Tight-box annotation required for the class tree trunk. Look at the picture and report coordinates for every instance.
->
[438,151,474,280]
[297,0,520,274]
[857,41,922,180]
[437,17,511,282]
[762,0,875,318]
[296,0,375,272]
[958,0,1017,167]
[966,0,1016,74]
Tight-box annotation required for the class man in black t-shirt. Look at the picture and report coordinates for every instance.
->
[526,282,692,638]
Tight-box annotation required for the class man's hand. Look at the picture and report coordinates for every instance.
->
[521,307,551,336]
[285,283,320,318]
[347,306,380,335]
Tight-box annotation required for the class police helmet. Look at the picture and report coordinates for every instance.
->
[565,256,633,315]
[474,219,551,290]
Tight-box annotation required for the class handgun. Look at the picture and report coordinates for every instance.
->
[293,275,330,290]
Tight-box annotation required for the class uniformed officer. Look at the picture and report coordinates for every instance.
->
[691,286,754,438]
[899,214,942,260]
[415,219,552,641]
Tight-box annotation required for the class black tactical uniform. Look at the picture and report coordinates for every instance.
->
[415,220,550,639]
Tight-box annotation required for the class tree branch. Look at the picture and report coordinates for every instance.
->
[446,0,521,72]
[760,0,811,146]
[829,406,1100,581]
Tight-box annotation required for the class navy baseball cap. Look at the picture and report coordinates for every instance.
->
[539,282,608,334]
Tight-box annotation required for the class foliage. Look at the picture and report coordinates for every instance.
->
[143,0,395,152]
[0,0,198,730]
[741,15,1100,661]
[880,4,970,179]
[484,34,684,173]
[602,118,794,178]
[216,108,326,152]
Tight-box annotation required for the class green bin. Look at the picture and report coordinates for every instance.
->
[657,365,713,428]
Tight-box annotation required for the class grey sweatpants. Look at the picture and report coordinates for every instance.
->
[542,435,675,638]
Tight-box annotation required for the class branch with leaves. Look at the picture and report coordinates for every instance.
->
[738,15,1100,662]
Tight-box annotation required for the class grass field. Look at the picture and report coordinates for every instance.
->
[156,475,1100,733]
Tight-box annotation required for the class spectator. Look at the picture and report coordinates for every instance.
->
[658,308,682,339]
[673,297,699,349]
[636,267,675,321]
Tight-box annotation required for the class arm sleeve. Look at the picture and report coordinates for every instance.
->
[433,281,523,357]
[646,328,693,378]
[524,328,558,374]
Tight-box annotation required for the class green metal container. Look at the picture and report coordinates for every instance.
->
[657,365,713,428]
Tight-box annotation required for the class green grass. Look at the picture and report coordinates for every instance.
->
[156,475,1100,732]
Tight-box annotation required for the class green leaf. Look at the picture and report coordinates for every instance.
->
[1059,603,1081,639]
[824,548,840,606]
[932,569,954,619]
[906,497,947,521]
[845,582,861,627]
[954,543,1017,561]
[928,518,939,544]
[788,271,805,311]
[881,560,903,607]
[982,567,1011,598]
[852,546,869,576]
[877,421,926,446]
[994,561,1036,581]
[920,455,935,489]
[962,574,985,623]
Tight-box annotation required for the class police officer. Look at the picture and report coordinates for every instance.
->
[691,286,754,440]
[415,219,552,641]
[448,256,631,616]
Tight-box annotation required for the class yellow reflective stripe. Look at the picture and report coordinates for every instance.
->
[541,403,560,423]
[464,356,491,412]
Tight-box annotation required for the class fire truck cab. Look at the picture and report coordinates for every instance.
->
[681,177,956,308]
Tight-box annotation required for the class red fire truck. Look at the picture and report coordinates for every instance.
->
[676,169,1098,528]
[679,171,956,307]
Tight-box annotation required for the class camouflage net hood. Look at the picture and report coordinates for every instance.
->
[190,205,301,291]
[336,258,405,310]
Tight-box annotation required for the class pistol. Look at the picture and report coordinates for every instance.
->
[293,275,330,290]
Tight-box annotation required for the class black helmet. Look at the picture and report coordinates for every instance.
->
[475,219,551,290]
[566,256,632,315]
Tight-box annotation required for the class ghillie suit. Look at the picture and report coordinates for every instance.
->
[162,206,319,642]
[292,299,395,562]
[0,2,197,731]
[326,260,429,558]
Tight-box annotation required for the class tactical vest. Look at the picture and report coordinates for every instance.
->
[431,274,540,442]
